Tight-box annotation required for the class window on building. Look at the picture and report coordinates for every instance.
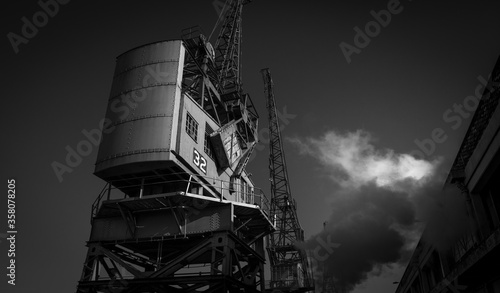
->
[204,124,214,159]
[186,112,198,142]
[486,166,500,230]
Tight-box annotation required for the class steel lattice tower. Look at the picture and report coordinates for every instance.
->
[261,68,314,292]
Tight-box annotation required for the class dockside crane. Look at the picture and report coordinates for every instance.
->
[76,1,271,292]
[261,68,314,292]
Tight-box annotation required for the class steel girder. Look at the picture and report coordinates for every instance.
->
[77,231,266,293]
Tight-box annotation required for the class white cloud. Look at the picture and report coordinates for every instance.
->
[291,130,440,190]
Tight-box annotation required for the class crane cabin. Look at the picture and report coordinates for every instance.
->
[94,38,259,205]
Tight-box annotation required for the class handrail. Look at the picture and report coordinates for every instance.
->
[91,182,110,223]
[90,172,270,222]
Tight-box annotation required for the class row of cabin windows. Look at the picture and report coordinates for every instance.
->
[185,112,215,159]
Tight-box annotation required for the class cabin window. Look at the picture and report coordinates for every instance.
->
[185,112,198,142]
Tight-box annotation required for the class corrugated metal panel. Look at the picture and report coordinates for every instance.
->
[114,40,183,76]
[95,40,185,179]
[90,217,130,241]
[90,202,233,241]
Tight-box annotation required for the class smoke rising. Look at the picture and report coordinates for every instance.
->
[290,130,438,190]
[291,130,472,292]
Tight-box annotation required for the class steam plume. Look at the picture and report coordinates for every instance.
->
[291,130,472,292]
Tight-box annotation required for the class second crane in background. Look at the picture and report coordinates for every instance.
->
[261,68,314,293]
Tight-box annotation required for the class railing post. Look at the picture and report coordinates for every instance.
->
[220,179,223,202]
[184,216,187,237]
[107,182,111,200]
[185,175,193,194]
[139,178,145,199]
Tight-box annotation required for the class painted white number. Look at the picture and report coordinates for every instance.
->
[199,157,207,174]
[193,149,207,174]
[193,150,200,166]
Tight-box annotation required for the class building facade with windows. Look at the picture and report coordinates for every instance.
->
[395,57,500,293]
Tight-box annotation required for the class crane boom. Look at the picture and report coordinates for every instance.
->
[261,68,314,292]
[180,0,258,175]
[213,0,248,97]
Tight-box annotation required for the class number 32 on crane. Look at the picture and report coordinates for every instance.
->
[193,148,207,174]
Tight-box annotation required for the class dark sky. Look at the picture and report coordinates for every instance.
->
[2,1,500,292]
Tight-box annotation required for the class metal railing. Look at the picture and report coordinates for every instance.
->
[91,172,270,221]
